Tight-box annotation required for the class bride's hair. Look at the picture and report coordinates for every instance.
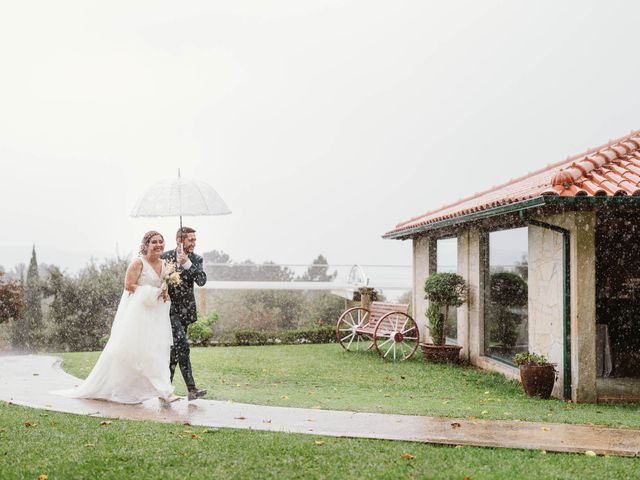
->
[140,230,164,255]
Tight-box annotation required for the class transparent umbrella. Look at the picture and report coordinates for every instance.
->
[130,170,231,230]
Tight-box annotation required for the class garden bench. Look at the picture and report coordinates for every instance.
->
[335,301,419,361]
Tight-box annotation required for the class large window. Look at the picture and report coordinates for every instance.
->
[484,227,528,364]
[437,237,458,343]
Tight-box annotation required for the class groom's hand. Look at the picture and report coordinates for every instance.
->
[178,243,189,266]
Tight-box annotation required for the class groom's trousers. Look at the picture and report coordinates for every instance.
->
[169,317,196,390]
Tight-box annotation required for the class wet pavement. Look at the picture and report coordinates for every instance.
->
[1,354,639,456]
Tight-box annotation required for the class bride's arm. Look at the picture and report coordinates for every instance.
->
[124,258,144,294]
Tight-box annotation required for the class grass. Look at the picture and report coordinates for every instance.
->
[58,343,640,427]
[1,401,639,479]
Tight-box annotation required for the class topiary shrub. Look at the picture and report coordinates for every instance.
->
[424,272,467,345]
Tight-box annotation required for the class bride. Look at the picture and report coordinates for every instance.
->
[55,231,179,404]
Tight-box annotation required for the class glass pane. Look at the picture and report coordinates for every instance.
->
[484,228,528,364]
[437,237,458,343]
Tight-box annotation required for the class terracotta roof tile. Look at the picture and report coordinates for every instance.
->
[386,129,640,237]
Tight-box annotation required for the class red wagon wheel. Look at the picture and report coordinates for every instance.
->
[373,311,419,361]
[336,307,372,352]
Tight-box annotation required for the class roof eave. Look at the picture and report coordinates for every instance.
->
[383,195,640,240]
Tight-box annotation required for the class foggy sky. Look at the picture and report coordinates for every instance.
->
[2,1,640,272]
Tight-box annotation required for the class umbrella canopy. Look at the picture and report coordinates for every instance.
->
[131,174,231,220]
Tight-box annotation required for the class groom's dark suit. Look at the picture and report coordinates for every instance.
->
[161,249,207,391]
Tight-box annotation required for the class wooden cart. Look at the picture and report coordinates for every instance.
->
[335,301,419,361]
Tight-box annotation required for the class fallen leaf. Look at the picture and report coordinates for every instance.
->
[467,416,477,420]
[450,422,461,429]
[540,450,547,455]
[281,395,289,400]
[541,427,551,432]
[38,475,48,480]
[585,450,597,457]
[484,391,490,395]
[383,394,391,397]
[191,434,202,440]
[24,422,36,427]
[202,429,219,434]
[314,440,325,446]
[481,411,489,415]
[236,384,241,387]
[99,421,112,426]
[400,375,406,379]
[463,476,471,480]
[401,453,415,460]
[234,416,246,420]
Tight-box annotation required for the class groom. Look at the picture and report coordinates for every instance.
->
[162,226,208,401]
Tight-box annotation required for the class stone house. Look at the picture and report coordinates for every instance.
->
[384,130,640,403]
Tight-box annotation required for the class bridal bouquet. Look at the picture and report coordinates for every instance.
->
[162,261,182,290]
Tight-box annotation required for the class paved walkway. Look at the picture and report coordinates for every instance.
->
[1,355,639,457]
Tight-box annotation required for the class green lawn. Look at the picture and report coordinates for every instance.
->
[59,343,640,427]
[1,401,638,480]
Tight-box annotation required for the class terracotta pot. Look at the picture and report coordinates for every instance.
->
[420,343,462,363]
[519,364,556,399]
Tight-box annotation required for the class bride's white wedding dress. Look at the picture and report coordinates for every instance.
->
[54,258,174,404]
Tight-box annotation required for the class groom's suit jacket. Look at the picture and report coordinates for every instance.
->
[162,249,207,326]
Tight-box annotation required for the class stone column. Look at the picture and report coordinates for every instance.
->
[528,224,564,399]
[413,235,433,342]
[358,287,375,311]
[533,212,597,403]
[456,229,471,361]
[466,228,484,363]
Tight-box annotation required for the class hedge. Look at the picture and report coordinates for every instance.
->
[234,325,336,346]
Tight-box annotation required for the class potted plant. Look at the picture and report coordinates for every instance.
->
[514,352,556,399]
[421,272,467,363]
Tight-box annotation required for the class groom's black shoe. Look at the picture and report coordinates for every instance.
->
[188,388,207,401]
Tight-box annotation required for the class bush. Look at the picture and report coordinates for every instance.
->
[188,311,219,346]
[514,352,551,366]
[234,326,335,346]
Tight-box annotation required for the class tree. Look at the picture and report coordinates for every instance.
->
[488,272,528,352]
[297,255,337,282]
[11,246,44,350]
[0,272,24,325]
[202,249,295,281]
[45,257,129,351]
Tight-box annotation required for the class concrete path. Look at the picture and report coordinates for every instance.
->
[1,354,639,457]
